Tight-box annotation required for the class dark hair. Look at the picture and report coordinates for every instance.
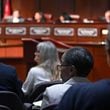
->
[61,12,73,21]
[34,11,46,23]
[63,46,94,77]
[39,12,46,23]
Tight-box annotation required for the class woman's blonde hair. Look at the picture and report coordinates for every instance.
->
[36,41,60,80]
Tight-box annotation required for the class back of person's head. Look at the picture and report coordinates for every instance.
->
[36,41,60,80]
[61,46,94,81]
[37,41,58,64]
[56,80,110,110]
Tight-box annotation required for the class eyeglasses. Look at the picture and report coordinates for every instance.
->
[57,64,74,71]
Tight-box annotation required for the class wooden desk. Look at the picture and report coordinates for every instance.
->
[0,22,109,81]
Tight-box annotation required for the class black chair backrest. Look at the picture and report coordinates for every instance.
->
[0,105,11,110]
[0,91,26,110]
[42,104,57,110]
[27,80,62,103]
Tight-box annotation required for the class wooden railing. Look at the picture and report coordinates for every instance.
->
[0,22,108,41]
[0,22,109,81]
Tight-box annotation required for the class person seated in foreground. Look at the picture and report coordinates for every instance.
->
[22,41,60,97]
[56,79,110,110]
[40,46,94,109]
[0,63,24,101]
[56,30,110,110]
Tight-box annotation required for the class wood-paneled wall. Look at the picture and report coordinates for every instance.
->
[11,0,37,18]
[75,0,109,19]
[10,0,110,19]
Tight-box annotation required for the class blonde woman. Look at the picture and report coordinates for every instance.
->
[22,41,60,95]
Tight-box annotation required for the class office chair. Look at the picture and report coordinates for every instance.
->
[26,80,62,103]
[0,91,26,110]
[0,105,11,110]
[41,104,58,110]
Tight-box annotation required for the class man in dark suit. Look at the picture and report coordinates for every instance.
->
[56,34,110,110]
[0,63,24,101]
[56,80,110,110]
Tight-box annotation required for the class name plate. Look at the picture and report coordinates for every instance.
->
[78,28,98,37]
[5,27,26,35]
[102,29,108,35]
[30,27,51,35]
[54,27,74,36]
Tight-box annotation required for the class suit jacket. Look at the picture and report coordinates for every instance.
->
[41,77,90,109]
[22,66,53,96]
[56,79,110,110]
[0,63,24,101]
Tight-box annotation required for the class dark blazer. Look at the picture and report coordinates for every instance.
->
[0,63,24,101]
[56,79,110,110]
